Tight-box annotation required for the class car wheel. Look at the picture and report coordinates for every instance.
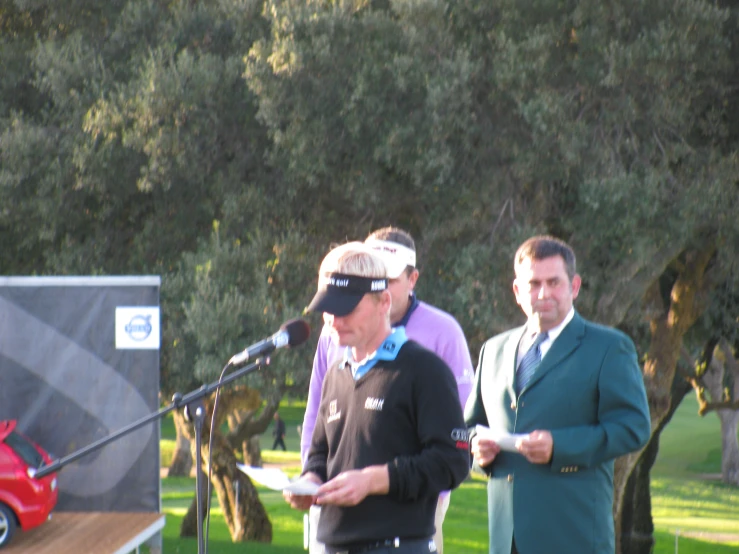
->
[0,503,17,548]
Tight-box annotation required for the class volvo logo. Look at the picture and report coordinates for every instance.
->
[125,315,153,342]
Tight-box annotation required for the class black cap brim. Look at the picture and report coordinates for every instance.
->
[306,288,365,317]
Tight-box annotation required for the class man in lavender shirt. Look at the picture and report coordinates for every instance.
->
[301,226,474,554]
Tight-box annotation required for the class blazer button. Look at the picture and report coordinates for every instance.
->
[507,474,514,483]
[510,402,516,410]
[520,401,525,408]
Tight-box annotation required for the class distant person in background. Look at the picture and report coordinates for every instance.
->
[272,412,287,451]
[464,235,651,554]
[300,226,474,554]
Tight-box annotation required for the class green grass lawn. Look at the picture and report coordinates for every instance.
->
[650,395,739,552]
[156,479,489,554]
[155,395,739,553]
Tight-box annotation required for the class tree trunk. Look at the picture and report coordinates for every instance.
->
[701,341,739,485]
[615,245,715,553]
[207,430,272,541]
[179,468,210,537]
[179,429,271,541]
[718,411,739,484]
[619,439,656,554]
[718,340,739,485]
[176,390,273,543]
[244,435,263,467]
[619,373,692,554]
[168,409,194,477]
[222,387,269,467]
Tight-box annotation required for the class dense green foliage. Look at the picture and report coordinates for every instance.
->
[2,0,737,370]
[2,0,738,550]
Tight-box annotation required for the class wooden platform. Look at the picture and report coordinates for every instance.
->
[4,512,165,554]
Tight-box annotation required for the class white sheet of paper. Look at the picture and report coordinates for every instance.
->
[283,478,320,495]
[236,464,319,495]
[475,425,529,453]
[237,464,291,489]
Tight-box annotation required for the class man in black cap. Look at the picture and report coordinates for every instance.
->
[285,242,470,554]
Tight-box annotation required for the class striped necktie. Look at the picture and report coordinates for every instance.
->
[516,332,548,394]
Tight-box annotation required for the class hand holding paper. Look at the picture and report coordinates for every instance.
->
[284,477,320,495]
[475,425,530,453]
[236,463,320,495]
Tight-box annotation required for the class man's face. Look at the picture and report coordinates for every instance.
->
[325,291,391,350]
[387,269,419,323]
[513,255,581,331]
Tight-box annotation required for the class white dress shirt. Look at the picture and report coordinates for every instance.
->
[519,308,575,361]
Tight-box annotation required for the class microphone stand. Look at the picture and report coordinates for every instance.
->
[36,357,269,554]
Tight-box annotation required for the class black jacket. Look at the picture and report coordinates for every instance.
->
[304,340,469,547]
[272,418,286,438]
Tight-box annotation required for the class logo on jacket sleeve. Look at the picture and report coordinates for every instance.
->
[451,428,469,449]
[457,367,474,385]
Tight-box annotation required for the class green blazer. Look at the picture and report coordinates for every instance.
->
[464,312,650,554]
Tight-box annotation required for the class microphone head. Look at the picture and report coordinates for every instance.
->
[280,319,311,348]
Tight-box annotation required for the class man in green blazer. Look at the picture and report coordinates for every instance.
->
[464,236,650,554]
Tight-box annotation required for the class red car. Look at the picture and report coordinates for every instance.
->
[0,420,58,548]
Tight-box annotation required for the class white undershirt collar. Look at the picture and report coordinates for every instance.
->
[527,308,575,358]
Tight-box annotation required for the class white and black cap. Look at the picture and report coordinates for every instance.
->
[364,239,416,279]
[306,272,388,316]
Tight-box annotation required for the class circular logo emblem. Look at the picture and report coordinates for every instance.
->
[125,315,152,341]
[451,428,469,442]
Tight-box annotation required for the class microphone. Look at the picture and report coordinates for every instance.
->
[228,319,311,367]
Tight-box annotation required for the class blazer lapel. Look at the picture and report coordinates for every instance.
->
[506,326,525,399]
[524,313,585,391]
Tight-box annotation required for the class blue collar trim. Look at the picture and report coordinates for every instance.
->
[349,327,408,380]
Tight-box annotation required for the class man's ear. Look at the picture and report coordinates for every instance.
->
[382,289,393,312]
[407,268,420,290]
[512,279,521,304]
[571,274,582,300]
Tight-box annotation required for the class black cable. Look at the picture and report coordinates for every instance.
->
[202,361,231,554]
